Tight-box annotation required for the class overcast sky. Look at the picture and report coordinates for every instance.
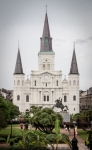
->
[0,0,92,91]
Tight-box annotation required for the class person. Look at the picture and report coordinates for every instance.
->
[75,126,78,136]
[67,125,71,135]
[20,123,24,129]
[24,122,28,130]
[63,123,66,129]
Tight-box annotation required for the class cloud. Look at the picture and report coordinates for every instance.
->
[87,36,92,41]
[75,36,92,45]
[53,39,66,43]
[75,39,87,45]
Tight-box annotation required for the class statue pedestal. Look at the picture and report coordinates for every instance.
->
[53,107,70,122]
[59,111,70,122]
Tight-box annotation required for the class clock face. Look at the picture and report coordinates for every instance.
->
[44,75,49,80]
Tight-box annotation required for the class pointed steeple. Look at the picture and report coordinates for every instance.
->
[40,12,52,52]
[42,12,50,38]
[69,44,79,74]
[14,45,24,74]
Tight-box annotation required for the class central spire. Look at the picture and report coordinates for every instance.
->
[40,11,52,52]
[42,12,50,38]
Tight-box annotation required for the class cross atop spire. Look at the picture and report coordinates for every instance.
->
[73,42,75,50]
[45,4,48,13]
[18,40,19,49]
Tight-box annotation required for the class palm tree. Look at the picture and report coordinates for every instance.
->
[46,119,72,150]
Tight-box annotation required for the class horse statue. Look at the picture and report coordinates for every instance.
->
[52,98,69,111]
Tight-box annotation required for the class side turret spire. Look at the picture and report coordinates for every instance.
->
[40,10,52,52]
[14,44,24,74]
[69,43,79,74]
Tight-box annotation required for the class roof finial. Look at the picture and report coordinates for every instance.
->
[45,4,48,13]
[73,42,75,50]
[18,40,19,50]
[64,75,66,79]
[27,75,29,80]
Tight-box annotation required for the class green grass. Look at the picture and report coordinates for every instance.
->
[78,129,88,140]
[0,124,22,136]
[0,128,20,135]
[10,124,19,127]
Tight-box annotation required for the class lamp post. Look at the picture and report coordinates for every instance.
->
[10,120,12,138]
[72,121,77,138]
[72,121,78,150]
[90,121,92,129]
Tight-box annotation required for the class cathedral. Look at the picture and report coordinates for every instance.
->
[13,11,79,114]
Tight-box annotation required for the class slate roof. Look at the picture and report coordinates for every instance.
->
[40,12,52,52]
[14,48,24,74]
[69,45,79,74]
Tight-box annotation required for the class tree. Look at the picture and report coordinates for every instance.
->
[0,96,20,129]
[30,105,42,115]
[0,110,7,130]
[30,107,63,134]
[72,109,92,145]
[46,119,72,150]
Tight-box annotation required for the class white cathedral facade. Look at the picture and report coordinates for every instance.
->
[13,12,79,114]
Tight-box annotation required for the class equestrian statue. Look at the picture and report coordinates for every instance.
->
[52,98,69,111]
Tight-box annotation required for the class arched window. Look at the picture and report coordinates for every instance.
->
[64,95,67,102]
[17,95,20,100]
[44,91,49,102]
[47,96,49,101]
[73,80,76,86]
[17,80,20,86]
[14,80,15,86]
[35,80,36,86]
[73,95,76,101]
[69,81,71,86]
[26,95,29,102]
[77,81,79,86]
[44,95,46,101]
[43,64,45,70]
[26,109,29,114]
[56,81,58,86]
[74,108,75,111]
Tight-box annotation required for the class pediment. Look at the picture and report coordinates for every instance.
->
[40,71,54,76]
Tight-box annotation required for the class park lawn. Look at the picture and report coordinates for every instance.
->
[0,124,23,136]
[78,129,88,140]
[8,124,20,128]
